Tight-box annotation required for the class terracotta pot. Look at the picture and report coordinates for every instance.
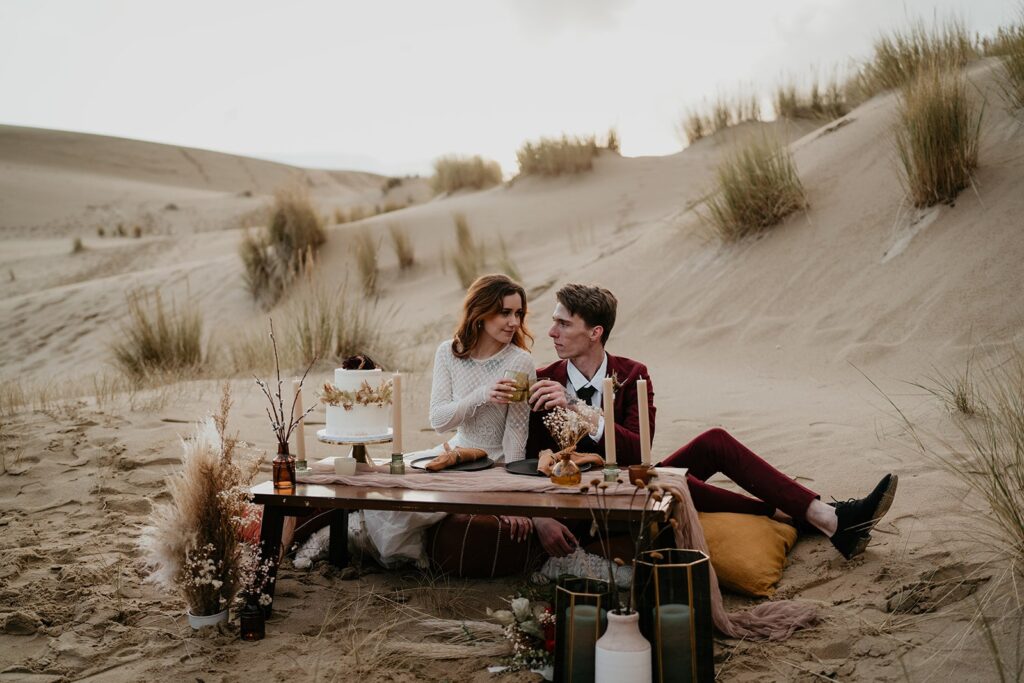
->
[595,610,652,683]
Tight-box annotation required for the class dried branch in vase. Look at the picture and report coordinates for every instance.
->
[253,318,318,448]
[542,403,602,452]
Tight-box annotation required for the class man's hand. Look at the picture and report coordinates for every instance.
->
[528,379,568,412]
[500,515,533,542]
[533,518,578,557]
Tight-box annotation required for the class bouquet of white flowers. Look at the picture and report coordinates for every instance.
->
[488,596,556,674]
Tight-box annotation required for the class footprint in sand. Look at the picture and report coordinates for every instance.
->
[885,561,989,614]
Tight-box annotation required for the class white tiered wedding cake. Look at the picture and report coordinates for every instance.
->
[321,364,392,438]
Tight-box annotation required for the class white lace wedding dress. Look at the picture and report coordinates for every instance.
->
[358,340,535,567]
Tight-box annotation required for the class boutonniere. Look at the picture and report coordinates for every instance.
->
[608,371,623,398]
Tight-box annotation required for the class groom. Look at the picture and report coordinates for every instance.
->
[526,283,898,561]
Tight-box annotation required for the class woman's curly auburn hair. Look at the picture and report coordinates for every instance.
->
[452,274,533,358]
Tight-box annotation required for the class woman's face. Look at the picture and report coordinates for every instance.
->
[481,293,524,347]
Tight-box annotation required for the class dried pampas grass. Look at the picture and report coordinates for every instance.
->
[138,384,262,615]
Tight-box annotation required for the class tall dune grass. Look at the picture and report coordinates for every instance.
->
[704,137,807,242]
[496,236,521,282]
[388,224,415,271]
[515,134,601,176]
[111,288,204,379]
[353,230,379,296]
[431,155,503,194]
[895,65,982,208]
[240,187,326,308]
[679,92,762,145]
[990,17,1024,111]
[849,17,977,102]
[451,214,485,289]
[889,351,1024,568]
[225,280,393,373]
[774,75,848,121]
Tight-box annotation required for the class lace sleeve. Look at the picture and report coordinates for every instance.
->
[429,341,488,434]
[501,352,536,463]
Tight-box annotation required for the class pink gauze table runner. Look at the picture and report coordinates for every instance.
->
[298,459,817,640]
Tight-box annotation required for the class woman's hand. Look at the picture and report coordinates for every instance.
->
[487,378,517,405]
[500,515,533,542]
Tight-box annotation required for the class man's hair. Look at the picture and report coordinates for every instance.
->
[556,283,617,346]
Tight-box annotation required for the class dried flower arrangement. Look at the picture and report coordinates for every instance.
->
[579,477,673,614]
[487,596,556,674]
[319,378,393,411]
[139,384,263,617]
[542,403,602,453]
[254,319,317,450]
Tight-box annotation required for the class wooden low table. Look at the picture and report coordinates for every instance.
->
[252,479,674,610]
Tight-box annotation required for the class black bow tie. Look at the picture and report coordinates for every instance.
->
[575,385,597,404]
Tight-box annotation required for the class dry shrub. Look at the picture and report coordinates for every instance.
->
[431,155,503,194]
[606,127,620,153]
[71,237,84,254]
[240,187,326,308]
[895,65,982,208]
[705,136,807,242]
[111,288,204,380]
[389,224,415,270]
[515,134,601,176]
[450,213,486,288]
[774,74,848,121]
[353,229,380,296]
[849,17,977,102]
[225,279,393,373]
[678,92,762,145]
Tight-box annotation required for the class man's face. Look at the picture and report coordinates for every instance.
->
[548,302,601,359]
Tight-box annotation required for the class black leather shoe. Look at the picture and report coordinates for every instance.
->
[829,474,899,559]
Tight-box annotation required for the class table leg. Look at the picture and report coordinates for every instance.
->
[328,509,349,569]
[258,504,285,615]
[350,444,369,463]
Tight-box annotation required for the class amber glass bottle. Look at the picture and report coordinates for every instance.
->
[550,451,582,487]
[272,442,296,490]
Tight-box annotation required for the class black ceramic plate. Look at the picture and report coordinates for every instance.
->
[505,458,594,477]
[409,456,495,472]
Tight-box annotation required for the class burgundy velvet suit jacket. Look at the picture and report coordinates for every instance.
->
[525,353,656,466]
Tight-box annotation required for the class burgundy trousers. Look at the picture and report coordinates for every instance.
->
[657,428,819,521]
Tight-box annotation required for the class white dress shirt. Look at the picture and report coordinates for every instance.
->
[566,353,608,441]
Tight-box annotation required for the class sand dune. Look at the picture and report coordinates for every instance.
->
[1,58,1022,681]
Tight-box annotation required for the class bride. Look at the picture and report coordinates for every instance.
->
[358,273,537,566]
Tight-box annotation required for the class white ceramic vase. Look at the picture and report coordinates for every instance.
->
[595,610,652,683]
[187,608,228,630]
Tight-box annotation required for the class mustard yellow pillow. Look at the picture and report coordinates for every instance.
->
[697,512,798,598]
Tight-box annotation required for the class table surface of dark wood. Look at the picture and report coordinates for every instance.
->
[251,480,673,520]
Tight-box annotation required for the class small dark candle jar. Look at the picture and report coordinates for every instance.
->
[239,602,265,641]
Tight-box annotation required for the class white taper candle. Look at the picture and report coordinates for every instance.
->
[603,376,616,465]
[637,378,651,465]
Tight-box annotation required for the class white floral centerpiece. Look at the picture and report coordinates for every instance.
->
[488,596,556,677]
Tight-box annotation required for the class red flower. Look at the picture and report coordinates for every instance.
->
[545,638,556,654]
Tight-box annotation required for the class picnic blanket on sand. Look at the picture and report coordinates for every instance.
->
[300,459,817,640]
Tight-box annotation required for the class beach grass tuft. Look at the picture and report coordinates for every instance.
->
[894,64,982,208]
[110,288,204,380]
[704,136,807,241]
[990,14,1024,111]
[848,17,977,102]
[451,213,486,289]
[431,155,503,194]
[71,237,84,254]
[388,223,415,271]
[774,74,848,121]
[239,187,326,308]
[679,91,762,145]
[515,134,602,176]
[353,229,380,296]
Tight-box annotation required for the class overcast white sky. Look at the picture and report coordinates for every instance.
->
[0,0,1015,176]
